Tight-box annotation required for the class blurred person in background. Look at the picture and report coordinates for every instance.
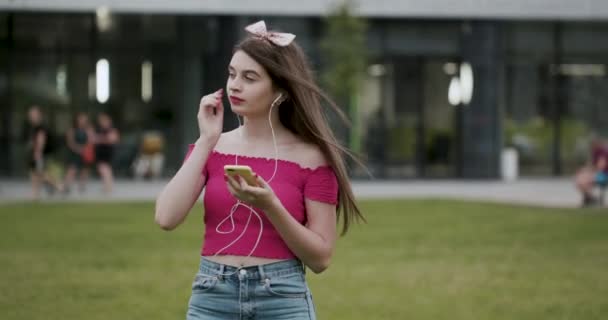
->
[574,137,608,207]
[95,112,120,194]
[63,112,96,194]
[133,131,165,180]
[25,105,63,199]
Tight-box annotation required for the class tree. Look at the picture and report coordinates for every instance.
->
[320,0,367,155]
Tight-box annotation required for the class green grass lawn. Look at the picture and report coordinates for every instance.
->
[1,200,607,319]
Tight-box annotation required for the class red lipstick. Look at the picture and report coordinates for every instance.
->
[229,96,245,105]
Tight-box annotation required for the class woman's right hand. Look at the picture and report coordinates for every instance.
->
[198,89,224,145]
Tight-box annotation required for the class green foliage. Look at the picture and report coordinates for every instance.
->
[320,2,368,154]
[320,1,367,101]
[388,125,416,161]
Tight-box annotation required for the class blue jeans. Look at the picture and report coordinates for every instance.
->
[186,257,317,320]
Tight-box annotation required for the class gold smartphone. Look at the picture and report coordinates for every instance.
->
[224,165,258,186]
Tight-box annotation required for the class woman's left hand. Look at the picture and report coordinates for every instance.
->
[225,174,279,211]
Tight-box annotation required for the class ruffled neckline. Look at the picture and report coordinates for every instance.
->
[210,150,332,173]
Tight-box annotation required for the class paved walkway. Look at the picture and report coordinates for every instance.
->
[0,178,586,208]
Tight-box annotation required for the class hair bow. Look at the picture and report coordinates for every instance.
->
[244,20,296,47]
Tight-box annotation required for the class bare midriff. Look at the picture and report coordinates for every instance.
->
[203,255,287,267]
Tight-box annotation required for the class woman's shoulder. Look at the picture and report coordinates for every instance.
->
[213,131,328,169]
[289,141,328,170]
[215,129,239,148]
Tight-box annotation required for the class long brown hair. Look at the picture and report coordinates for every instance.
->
[236,33,365,235]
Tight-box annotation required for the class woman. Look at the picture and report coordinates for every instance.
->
[574,138,608,206]
[63,112,95,194]
[155,21,364,319]
[95,112,120,194]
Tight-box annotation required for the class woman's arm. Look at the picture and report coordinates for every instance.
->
[33,130,46,159]
[154,138,212,230]
[108,128,120,144]
[264,198,337,273]
[86,128,96,144]
[155,89,224,231]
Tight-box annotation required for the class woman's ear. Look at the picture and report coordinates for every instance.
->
[272,92,287,107]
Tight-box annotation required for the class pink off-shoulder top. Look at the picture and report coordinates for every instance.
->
[184,145,339,259]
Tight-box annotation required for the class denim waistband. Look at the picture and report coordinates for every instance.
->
[198,257,305,279]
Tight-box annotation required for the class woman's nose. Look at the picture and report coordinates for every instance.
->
[228,84,240,94]
[228,77,243,92]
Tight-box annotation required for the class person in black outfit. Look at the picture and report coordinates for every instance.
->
[95,112,120,194]
[26,106,63,199]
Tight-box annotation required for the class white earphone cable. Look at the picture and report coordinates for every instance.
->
[212,94,281,264]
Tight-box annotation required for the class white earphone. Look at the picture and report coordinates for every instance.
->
[271,93,283,107]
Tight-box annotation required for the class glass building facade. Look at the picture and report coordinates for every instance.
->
[1,12,608,179]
